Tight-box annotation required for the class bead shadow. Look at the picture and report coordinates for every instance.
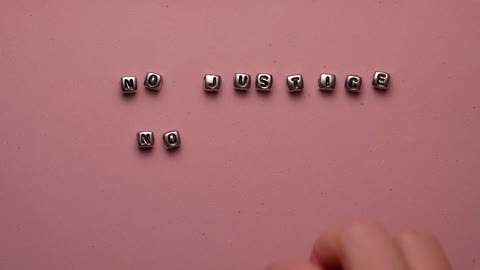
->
[345,89,362,99]
[121,92,137,101]
[256,89,272,99]
[234,89,250,97]
[145,88,161,97]
[288,90,305,100]
[319,89,336,98]
[137,146,154,156]
[203,90,221,100]
[165,145,182,156]
[374,86,391,98]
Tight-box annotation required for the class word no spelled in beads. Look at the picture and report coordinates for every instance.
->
[121,72,163,94]
[137,130,181,150]
[121,71,391,94]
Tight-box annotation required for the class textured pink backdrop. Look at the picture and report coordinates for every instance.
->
[1,1,479,269]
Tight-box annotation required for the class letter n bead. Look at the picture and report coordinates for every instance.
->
[373,71,390,90]
[121,76,137,94]
[137,131,154,148]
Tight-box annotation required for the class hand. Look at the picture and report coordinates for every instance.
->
[269,221,453,270]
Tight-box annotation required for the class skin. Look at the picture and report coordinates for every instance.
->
[268,221,461,270]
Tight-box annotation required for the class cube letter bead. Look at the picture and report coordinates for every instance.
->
[144,72,162,90]
[204,74,221,92]
[234,73,251,91]
[373,71,390,90]
[319,74,336,91]
[345,75,362,93]
[121,76,137,94]
[286,74,304,92]
[256,73,273,91]
[137,131,154,148]
[163,130,181,149]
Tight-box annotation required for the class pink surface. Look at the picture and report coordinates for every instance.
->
[1,1,479,269]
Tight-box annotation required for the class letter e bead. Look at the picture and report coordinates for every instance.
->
[373,71,390,90]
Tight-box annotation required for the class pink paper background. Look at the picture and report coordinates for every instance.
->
[1,1,479,269]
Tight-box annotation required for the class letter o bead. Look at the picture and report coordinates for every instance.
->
[144,72,162,90]
[163,130,181,149]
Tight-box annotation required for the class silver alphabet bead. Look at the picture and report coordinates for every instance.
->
[121,76,137,94]
[256,73,273,91]
[137,131,154,148]
[286,74,304,92]
[373,71,390,90]
[204,74,221,92]
[234,73,251,91]
[345,75,362,93]
[144,72,162,90]
[319,74,336,91]
[163,130,181,149]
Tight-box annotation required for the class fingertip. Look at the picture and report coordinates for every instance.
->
[311,220,399,270]
[310,229,343,269]
[268,258,321,270]
[396,228,451,270]
[339,220,388,242]
[397,229,441,246]
[268,257,304,270]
